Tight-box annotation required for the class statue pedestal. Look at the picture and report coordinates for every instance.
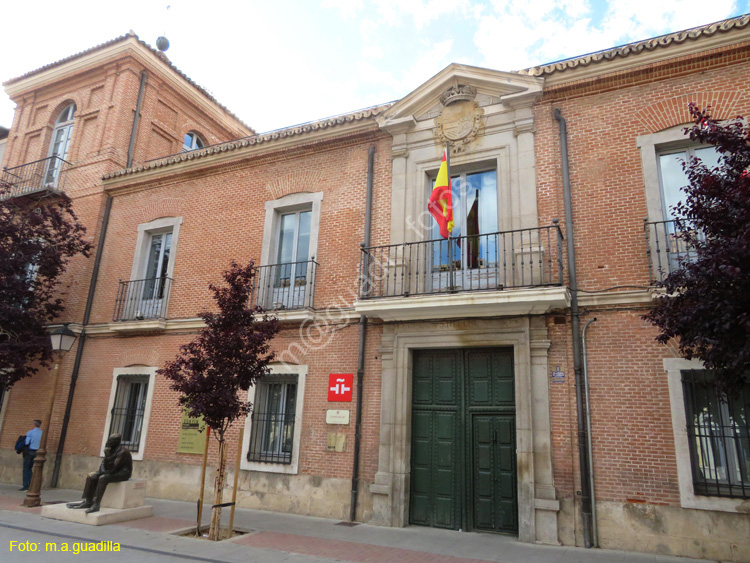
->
[42,479,153,526]
[41,503,153,526]
[102,479,147,509]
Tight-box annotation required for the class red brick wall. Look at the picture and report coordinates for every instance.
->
[535,45,750,508]
[2,126,391,492]
[1,51,249,330]
[1,47,251,457]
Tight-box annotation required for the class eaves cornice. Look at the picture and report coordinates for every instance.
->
[521,14,750,86]
[3,33,254,136]
[102,104,390,188]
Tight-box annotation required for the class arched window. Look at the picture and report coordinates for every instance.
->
[182,132,205,152]
[44,103,76,187]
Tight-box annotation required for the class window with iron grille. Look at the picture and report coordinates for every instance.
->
[247,376,297,464]
[682,370,750,499]
[108,374,149,453]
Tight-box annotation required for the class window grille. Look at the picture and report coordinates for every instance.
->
[682,370,750,499]
[109,374,149,452]
[247,376,297,464]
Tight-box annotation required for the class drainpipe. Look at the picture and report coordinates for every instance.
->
[127,71,148,169]
[51,196,113,487]
[51,70,147,487]
[582,317,598,547]
[554,108,593,548]
[350,144,376,522]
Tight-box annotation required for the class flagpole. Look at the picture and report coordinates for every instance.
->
[445,141,456,291]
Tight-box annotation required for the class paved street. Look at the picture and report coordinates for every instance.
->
[0,483,712,563]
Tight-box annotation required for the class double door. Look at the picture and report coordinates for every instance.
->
[410,348,517,534]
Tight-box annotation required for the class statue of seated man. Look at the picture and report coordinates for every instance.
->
[67,433,133,514]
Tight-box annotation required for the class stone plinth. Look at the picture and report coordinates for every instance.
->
[41,503,153,526]
[42,478,152,526]
[101,479,146,509]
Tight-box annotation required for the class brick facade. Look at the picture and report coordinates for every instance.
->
[2,19,750,561]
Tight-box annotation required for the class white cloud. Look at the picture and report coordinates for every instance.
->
[474,0,740,71]
[0,0,745,132]
[322,0,364,19]
[373,0,472,30]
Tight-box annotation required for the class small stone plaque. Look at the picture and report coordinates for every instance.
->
[326,409,350,425]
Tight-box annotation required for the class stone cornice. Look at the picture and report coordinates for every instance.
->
[381,63,543,124]
[577,289,653,308]
[86,308,360,336]
[355,287,570,322]
[102,114,386,191]
[3,33,253,137]
[522,14,750,87]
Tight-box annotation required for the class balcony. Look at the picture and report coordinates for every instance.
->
[644,219,703,282]
[251,260,318,311]
[355,224,569,321]
[112,277,173,331]
[1,156,70,198]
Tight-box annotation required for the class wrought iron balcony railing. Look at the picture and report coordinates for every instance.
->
[251,260,318,311]
[1,156,71,196]
[359,224,564,299]
[644,219,704,282]
[113,277,173,322]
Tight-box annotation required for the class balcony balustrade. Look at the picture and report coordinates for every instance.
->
[251,260,318,311]
[359,224,564,299]
[644,219,704,282]
[1,156,70,197]
[113,277,173,322]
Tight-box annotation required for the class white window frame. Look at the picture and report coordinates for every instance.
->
[638,126,691,224]
[0,385,10,437]
[240,363,307,474]
[638,127,719,278]
[664,357,747,513]
[259,193,322,309]
[182,132,205,152]
[260,192,322,267]
[131,216,182,281]
[638,125,725,223]
[126,216,182,319]
[100,366,157,461]
[45,103,76,188]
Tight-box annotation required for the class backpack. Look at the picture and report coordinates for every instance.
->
[15,435,27,454]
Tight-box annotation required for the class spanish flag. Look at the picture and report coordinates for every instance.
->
[428,150,454,238]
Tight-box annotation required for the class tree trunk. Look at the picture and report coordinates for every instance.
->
[208,435,228,541]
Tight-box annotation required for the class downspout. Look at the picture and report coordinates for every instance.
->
[51,71,147,487]
[51,196,113,487]
[582,317,598,547]
[350,143,376,522]
[554,108,593,548]
[127,71,148,169]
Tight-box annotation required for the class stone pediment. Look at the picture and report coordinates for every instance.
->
[378,63,543,134]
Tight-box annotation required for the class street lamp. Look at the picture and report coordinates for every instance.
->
[23,324,77,508]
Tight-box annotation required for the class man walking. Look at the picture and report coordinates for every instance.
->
[20,420,42,491]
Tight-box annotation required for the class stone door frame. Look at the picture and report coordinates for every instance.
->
[369,316,560,544]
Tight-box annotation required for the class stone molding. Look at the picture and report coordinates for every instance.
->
[369,317,559,545]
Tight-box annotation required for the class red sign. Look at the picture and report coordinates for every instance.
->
[328,373,353,402]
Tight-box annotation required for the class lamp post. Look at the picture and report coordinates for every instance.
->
[23,324,77,508]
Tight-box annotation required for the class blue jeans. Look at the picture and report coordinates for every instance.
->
[22,449,36,489]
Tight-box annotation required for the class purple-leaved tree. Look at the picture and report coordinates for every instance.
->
[645,103,750,393]
[158,261,279,540]
[0,183,91,389]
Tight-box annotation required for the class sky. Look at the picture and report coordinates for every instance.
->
[1,0,749,133]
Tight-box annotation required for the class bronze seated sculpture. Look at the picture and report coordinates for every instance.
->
[66,433,133,514]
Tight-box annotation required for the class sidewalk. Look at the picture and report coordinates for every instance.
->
[0,482,712,563]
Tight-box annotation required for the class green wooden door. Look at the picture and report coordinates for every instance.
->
[410,351,460,529]
[410,348,517,533]
[472,414,517,532]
